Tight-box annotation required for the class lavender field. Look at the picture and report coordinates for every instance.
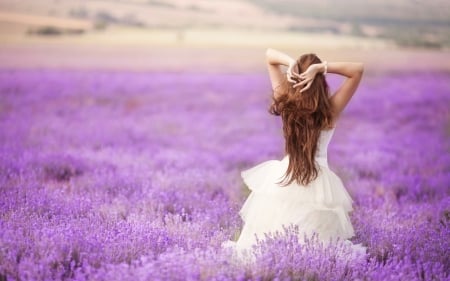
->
[0,69,449,280]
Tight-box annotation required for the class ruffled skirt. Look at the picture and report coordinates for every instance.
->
[222,155,367,261]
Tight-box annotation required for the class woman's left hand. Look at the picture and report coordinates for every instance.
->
[293,64,320,92]
[286,60,297,83]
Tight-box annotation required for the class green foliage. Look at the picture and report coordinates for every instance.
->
[27,26,85,36]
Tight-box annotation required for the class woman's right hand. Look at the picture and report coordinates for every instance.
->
[293,64,320,92]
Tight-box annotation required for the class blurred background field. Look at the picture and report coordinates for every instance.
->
[0,0,449,73]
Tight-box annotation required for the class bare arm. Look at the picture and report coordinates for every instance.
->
[321,62,364,117]
[296,61,364,117]
[265,48,295,98]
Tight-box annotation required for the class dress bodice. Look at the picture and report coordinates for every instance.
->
[315,127,336,168]
[281,126,336,168]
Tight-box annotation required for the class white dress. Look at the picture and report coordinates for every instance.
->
[222,126,367,261]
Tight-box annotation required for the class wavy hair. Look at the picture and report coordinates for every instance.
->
[269,53,335,186]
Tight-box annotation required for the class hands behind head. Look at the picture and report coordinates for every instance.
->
[287,63,320,93]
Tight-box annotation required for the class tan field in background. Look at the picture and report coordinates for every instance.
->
[0,3,449,74]
[1,25,450,74]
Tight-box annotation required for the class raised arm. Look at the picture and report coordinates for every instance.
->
[316,61,364,117]
[265,48,295,98]
[294,60,364,117]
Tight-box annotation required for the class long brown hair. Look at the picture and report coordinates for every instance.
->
[269,53,335,186]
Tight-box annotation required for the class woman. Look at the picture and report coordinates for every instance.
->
[222,48,366,261]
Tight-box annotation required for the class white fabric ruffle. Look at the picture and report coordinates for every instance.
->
[222,155,367,262]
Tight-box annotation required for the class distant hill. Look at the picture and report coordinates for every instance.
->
[249,0,450,49]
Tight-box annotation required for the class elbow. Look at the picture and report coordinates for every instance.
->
[266,48,279,58]
[265,48,274,64]
[351,62,364,78]
[358,62,364,75]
